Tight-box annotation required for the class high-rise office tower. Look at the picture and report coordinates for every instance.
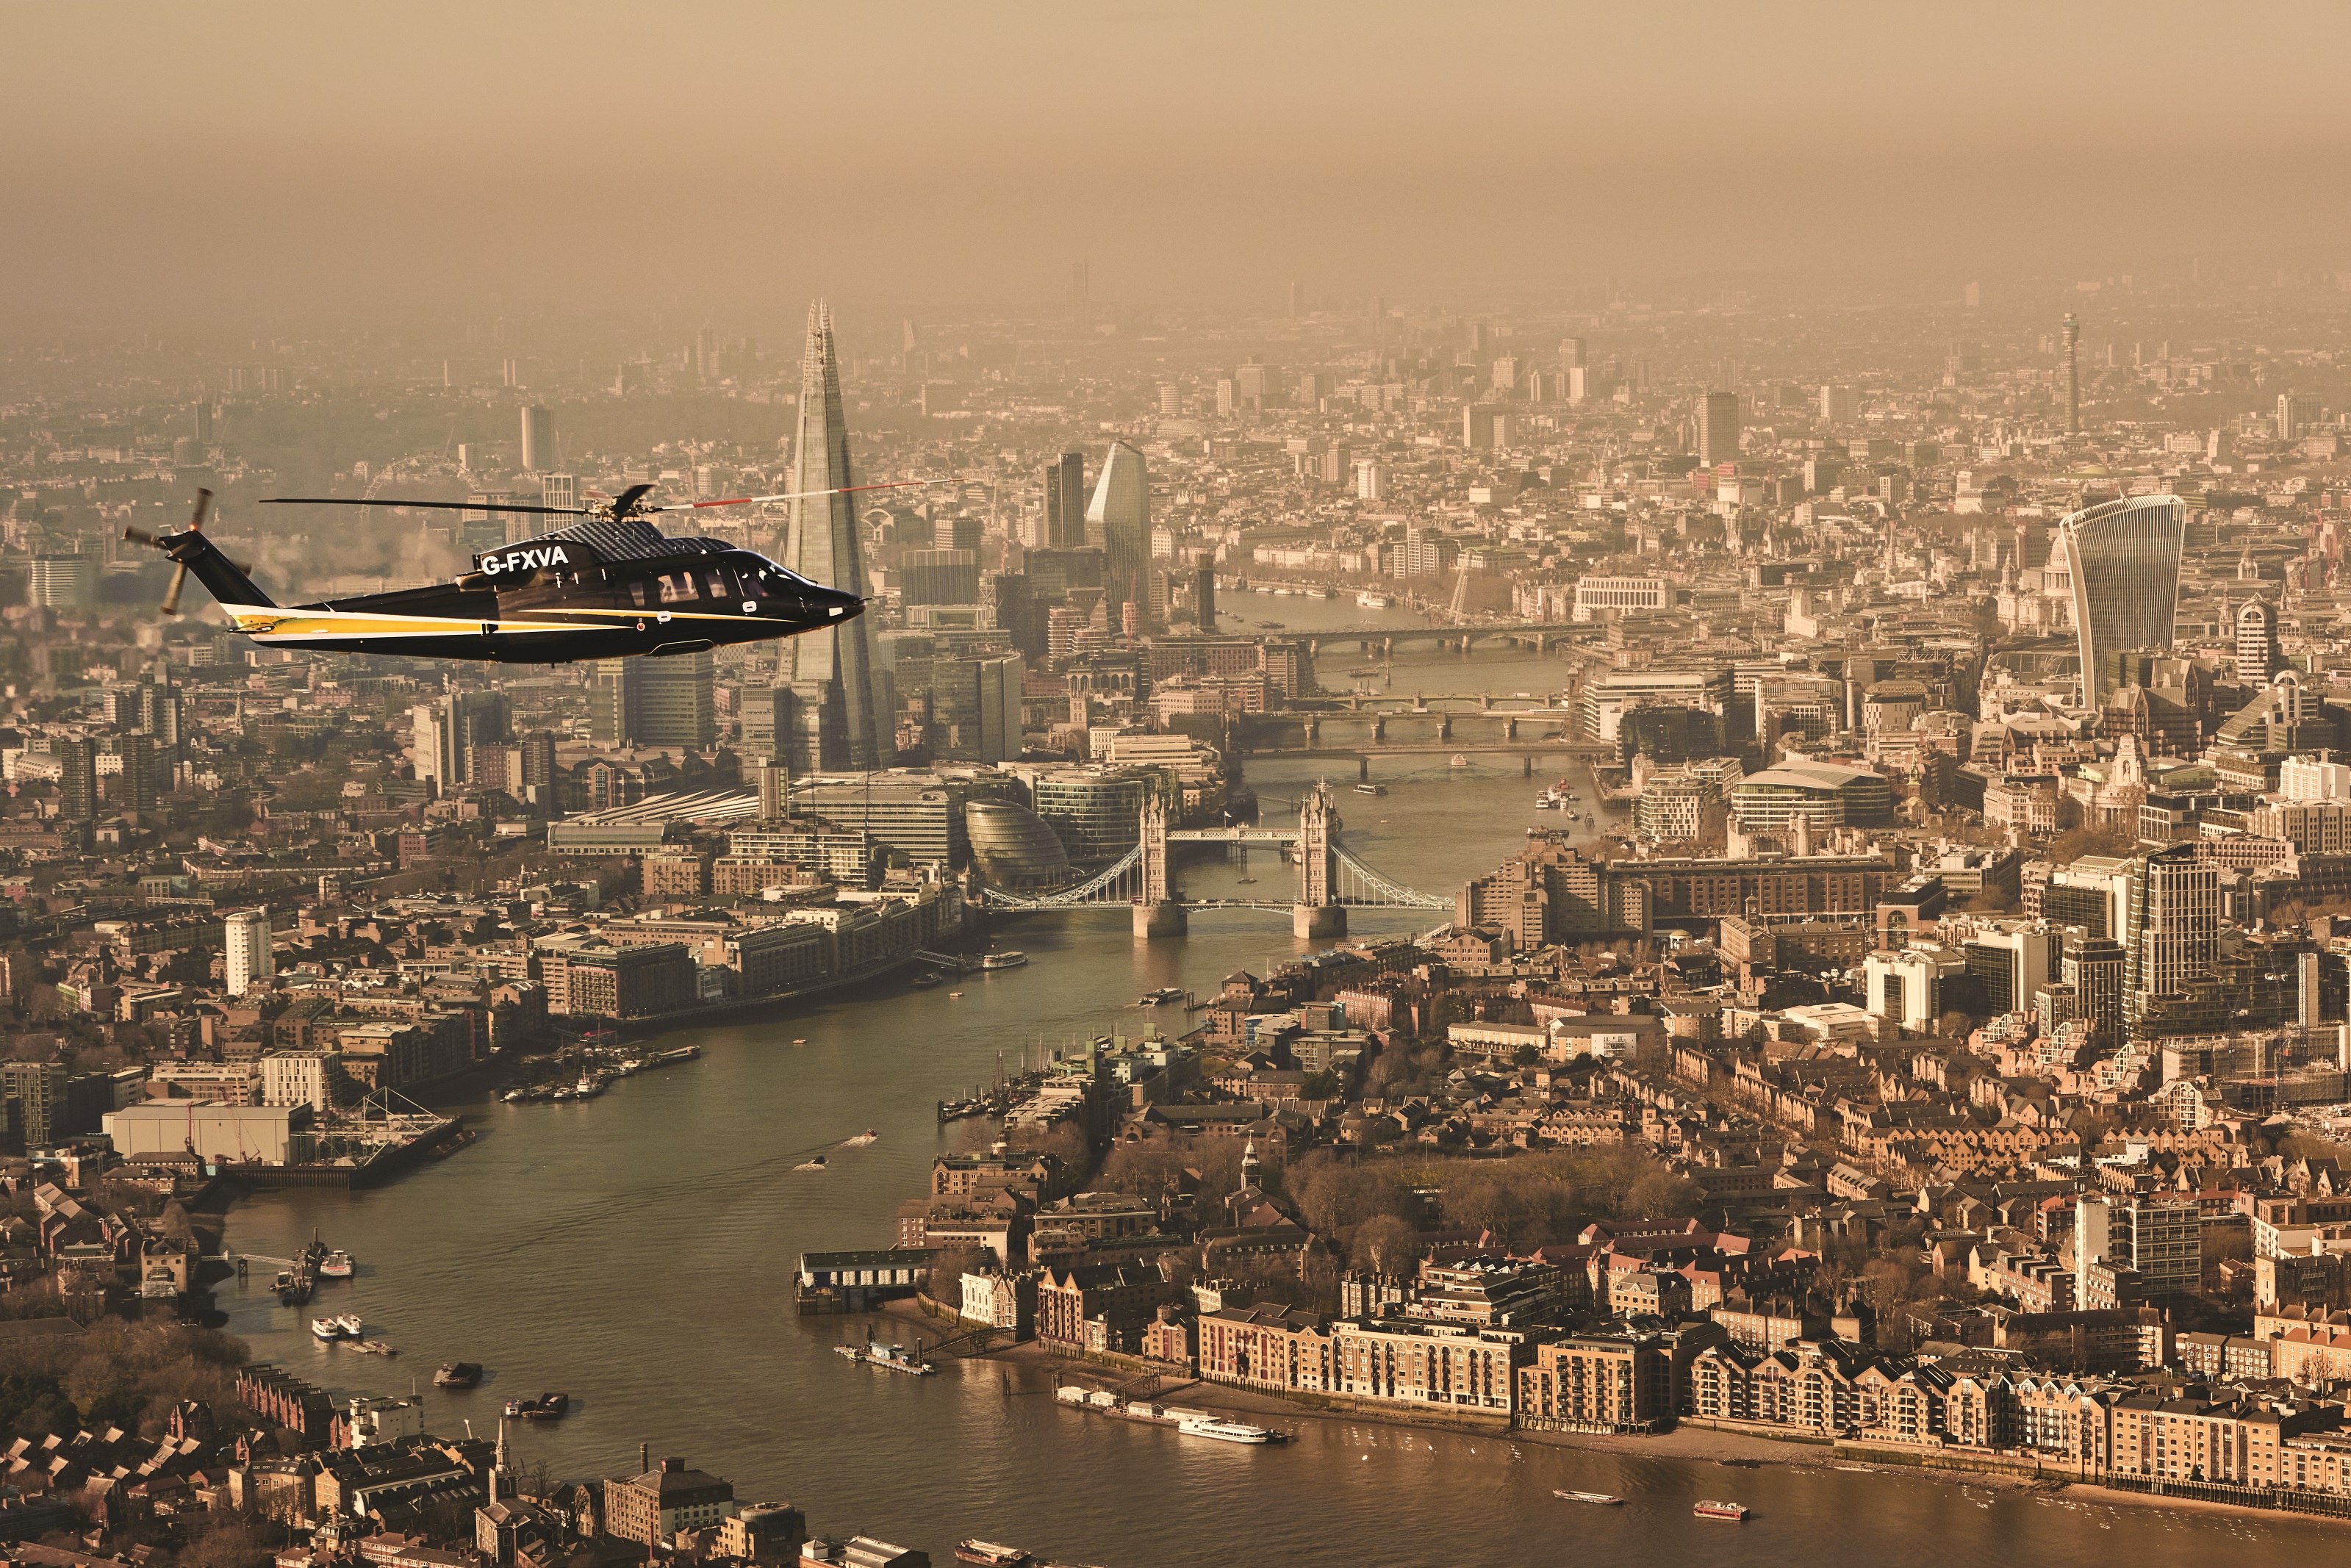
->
[2061,495,2186,704]
[1044,453,1086,547]
[193,402,213,443]
[1086,442,1151,637]
[1288,281,1302,317]
[1157,384,1180,418]
[2236,599,2280,685]
[2123,844,2217,1029]
[2278,393,2318,442]
[521,406,554,472]
[1820,385,1856,423]
[1,1061,67,1151]
[110,735,159,813]
[1697,391,1740,466]
[2061,931,2126,1049]
[226,910,273,997]
[778,302,889,772]
[412,699,463,794]
[2063,312,2081,436]
[55,739,96,822]
[589,653,717,750]
[1560,337,1587,370]
[753,755,789,820]
[933,512,983,553]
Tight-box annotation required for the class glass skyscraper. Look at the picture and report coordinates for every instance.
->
[1086,440,1151,636]
[2061,494,2185,705]
[779,301,891,772]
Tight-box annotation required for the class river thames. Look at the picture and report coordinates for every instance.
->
[220,596,2333,1565]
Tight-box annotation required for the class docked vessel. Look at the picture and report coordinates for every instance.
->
[1554,1490,1623,1506]
[309,1317,350,1342]
[1357,591,1390,609]
[319,1250,353,1279]
[1537,788,1565,809]
[506,1392,569,1420]
[1693,1500,1748,1520]
[954,1544,1031,1567]
[434,1362,483,1388]
[835,1342,936,1375]
[1177,1415,1272,1444]
[573,1074,604,1098]
[1136,986,1186,1006]
[978,950,1028,971]
[912,971,945,988]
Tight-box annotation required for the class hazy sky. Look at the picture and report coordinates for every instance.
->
[9,1,2350,329]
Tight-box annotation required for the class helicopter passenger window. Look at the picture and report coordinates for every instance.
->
[705,567,733,600]
[657,572,698,603]
[628,581,648,608]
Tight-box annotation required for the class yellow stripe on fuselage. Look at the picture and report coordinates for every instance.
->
[226,603,786,639]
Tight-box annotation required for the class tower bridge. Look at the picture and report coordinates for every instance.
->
[981,783,1449,939]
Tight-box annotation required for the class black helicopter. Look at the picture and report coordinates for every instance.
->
[121,480,917,663]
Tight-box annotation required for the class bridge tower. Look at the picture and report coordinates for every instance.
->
[1133,789,1185,939]
[1293,783,1346,940]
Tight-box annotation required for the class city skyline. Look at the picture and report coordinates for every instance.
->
[10,8,2351,1568]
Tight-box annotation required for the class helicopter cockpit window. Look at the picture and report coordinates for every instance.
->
[657,572,698,603]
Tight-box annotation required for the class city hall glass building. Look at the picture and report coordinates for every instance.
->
[2062,495,2186,705]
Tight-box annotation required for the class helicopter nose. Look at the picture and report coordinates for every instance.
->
[821,589,864,621]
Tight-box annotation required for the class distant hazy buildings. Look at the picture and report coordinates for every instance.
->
[1044,452,1086,548]
[2061,495,2186,704]
[520,405,553,472]
[2064,312,2082,436]
[1697,392,1740,466]
[779,301,890,772]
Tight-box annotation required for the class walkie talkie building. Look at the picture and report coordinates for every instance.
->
[2062,495,2186,705]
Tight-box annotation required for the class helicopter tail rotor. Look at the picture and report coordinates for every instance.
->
[123,489,266,614]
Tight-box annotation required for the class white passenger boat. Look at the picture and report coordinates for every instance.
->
[1177,1415,1272,1444]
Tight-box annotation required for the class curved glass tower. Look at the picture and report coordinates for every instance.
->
[1085,440,1151,636]
[2062,495,2185,705]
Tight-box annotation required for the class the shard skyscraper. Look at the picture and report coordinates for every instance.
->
[778,301,891,772]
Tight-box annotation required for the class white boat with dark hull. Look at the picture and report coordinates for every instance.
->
[1177,1415,1272,1444]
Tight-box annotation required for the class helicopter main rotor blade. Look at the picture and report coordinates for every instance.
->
[260,498,593,516]
[648,479,941,511]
